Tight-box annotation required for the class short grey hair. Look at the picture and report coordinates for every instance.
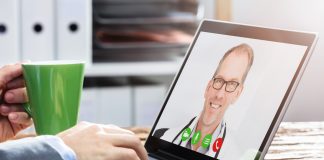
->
[213,43,254,84]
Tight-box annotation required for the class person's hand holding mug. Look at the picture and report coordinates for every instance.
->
[58,122,149,160]
[0,63,149,160]
[0,63,32,142]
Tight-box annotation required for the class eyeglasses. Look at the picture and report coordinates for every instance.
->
[212,77,240,93]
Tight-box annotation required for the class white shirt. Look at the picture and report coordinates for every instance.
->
[161,115,226,158]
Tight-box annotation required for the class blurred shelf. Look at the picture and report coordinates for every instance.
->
[94,14,199,25]
[90,0,199,78]
[85,59,182,77]
[95,42,189,49]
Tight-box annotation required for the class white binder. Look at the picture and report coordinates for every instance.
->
[134,85,167,126]
[79,88,99,123]
[56,0,92,65]
[0,0,20,66]
[98,86,132,127]
[21,0,55,61]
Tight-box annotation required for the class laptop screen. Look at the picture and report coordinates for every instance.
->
[150,27,311,159]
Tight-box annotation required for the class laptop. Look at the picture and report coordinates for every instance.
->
[145,19,318,160]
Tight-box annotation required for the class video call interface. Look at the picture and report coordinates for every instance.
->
[152,32,308,159]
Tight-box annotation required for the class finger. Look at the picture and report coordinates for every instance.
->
[8,112,32,126]
[6,77,25,90]
[0,64,23,90]
[0,104,26,116]
[4,87,28,103]
[9,112,33,134]
[111,147,141,160]
[107,134,148,160]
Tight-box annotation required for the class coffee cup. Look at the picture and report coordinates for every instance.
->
[22,60,84,135]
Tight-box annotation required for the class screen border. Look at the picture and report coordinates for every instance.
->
[145,19,318,160]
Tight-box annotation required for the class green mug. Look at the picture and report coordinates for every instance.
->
[22,60,85,135]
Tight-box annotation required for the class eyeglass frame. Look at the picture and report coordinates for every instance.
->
[212,77,240,93]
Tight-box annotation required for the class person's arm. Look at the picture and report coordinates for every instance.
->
[1,64,148,160]
[0,122,148,160]
[0,135,76,160]
[57,122,148,160]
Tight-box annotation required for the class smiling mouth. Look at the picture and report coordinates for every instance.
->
[210,102,221,110]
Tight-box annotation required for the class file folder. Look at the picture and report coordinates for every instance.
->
[98,86,132,127]
[79,88,99,123]
[0,0,20,66]
[21,0,55,61]
[56,0,92,65]
[134,85,167,126]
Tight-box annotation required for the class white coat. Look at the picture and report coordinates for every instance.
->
[160,116,227,159]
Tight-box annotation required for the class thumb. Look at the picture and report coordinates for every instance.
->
[9,112,32,126]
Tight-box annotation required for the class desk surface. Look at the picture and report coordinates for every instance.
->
[265,122,324,160]
[130,122,324,160]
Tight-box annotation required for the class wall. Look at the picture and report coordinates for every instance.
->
[232,0,324,121]
[199,0,216,19]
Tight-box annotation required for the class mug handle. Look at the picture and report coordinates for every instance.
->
[23,103,33,117]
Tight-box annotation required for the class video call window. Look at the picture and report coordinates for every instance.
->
[153,32,307,159]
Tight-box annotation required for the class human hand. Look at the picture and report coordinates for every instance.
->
[0,63,32,142]
[58,122,148,160]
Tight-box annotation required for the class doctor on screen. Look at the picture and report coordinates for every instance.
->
[154,43,254,158]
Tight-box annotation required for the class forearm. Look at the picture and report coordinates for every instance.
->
[0,135,76,160]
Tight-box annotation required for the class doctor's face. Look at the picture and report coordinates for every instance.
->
[202,51,249,126]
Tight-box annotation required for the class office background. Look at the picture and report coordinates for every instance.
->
[231,0,324,121]
[0,0,323,128]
